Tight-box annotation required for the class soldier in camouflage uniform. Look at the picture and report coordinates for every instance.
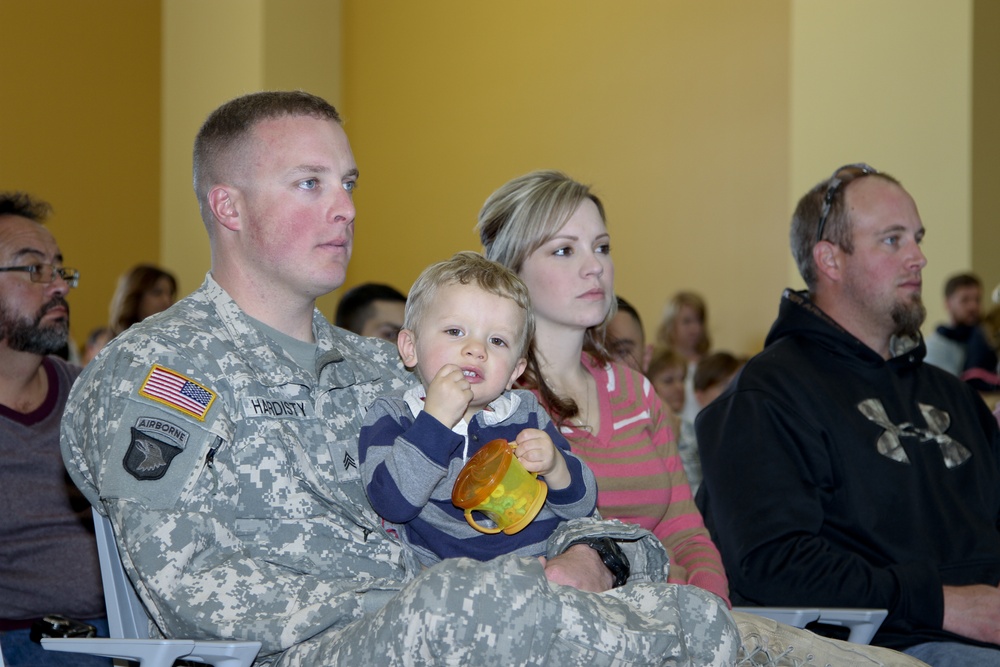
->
[60,90,741,666]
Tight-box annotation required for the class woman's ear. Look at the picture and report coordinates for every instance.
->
[396,329,418,369]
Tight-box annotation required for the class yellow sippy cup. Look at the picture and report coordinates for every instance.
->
[452,438,548,535]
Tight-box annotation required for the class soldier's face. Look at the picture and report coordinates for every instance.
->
[0,216,70,354]
[236,115,359,300]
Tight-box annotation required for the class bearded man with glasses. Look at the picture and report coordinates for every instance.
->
[697,165,1000,665]
[0,192,111,667]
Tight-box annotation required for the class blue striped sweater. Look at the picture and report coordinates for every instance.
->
[359,386,597,566]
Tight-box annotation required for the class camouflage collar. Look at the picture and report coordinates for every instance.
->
[888,333,921,358]
[200,274,392,389]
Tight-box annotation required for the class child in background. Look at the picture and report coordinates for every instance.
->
[647,347,687,419]
[693,352,744,410]
[359,251,597,566]
[681,351,746,495]
[646,347,696,487]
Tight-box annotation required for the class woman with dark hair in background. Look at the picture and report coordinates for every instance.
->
[108,264,177,336]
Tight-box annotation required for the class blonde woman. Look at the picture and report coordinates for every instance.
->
[656,291,711,425]
[477,170,728,604]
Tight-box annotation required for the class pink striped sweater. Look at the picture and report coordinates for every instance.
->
[537,354,730,604]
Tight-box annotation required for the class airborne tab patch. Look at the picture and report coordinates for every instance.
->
[139,365,216,421]
[134,417,190,449]
[124,428,184,480]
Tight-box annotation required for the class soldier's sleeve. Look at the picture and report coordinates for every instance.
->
[61,341,405,657]
[546,516,670,584]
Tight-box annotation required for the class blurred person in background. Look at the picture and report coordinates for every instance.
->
[605,295,651,373]
[335,282,406,342]
[108,264,178,336]
[0,191,110,667]
[656,291,711,427]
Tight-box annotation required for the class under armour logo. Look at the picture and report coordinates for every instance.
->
[857,399,971,468]
[343,452,357,470]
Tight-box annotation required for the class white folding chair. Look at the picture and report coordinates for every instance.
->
[42,507,261,666]
[734,606,888,645]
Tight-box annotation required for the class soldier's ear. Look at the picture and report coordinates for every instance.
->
[208,186,242,232]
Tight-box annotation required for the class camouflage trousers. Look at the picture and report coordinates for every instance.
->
[273,555,739,666]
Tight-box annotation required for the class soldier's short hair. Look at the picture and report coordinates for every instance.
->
[193,91,341,226]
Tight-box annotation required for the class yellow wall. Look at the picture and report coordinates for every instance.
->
[5,1,995,358]
[0,0,161,346]
[791,0,973,333]
[344,1,792,354]
[161,0,266,303]
[973,0,1000,303]
[161,0,344,316]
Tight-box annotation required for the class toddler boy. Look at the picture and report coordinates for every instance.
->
[359,251,597,566]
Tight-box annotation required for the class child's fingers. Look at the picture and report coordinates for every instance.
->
[515,427,547,447]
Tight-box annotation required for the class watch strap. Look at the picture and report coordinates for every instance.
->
[567,536,630,588]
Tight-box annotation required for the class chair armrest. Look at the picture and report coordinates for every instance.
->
[732,606,821,629]
[814,608,888,645]
[732,607,888,644]
[41,637,262,667]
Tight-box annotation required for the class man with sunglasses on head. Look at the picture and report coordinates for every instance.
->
[0,193,111,667]
[697,165,1000,665]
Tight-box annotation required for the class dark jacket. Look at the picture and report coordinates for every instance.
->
[697,289,1000,651]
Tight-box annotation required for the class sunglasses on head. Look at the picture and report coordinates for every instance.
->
[815,163,879,244]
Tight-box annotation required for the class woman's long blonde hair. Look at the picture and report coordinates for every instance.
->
[477,170,613,425]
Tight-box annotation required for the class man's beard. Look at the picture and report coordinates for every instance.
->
[891,294,926,339]
[0,297,70,355]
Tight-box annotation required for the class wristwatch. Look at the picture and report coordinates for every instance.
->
[567,536,630,588]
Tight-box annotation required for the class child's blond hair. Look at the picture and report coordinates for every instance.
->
[404,251,534,357]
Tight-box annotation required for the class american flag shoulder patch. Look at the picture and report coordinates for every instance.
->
[139,364,216,421]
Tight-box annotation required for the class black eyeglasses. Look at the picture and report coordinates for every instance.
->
[0,264,80,288]
[815,163,879,243]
